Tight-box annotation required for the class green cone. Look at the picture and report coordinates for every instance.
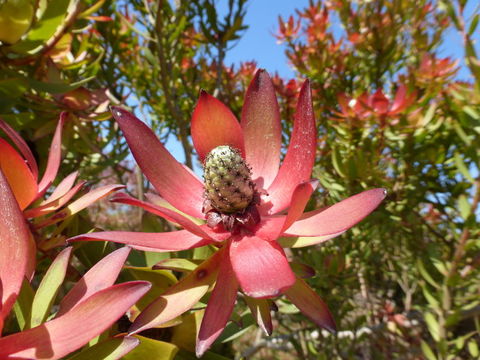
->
[203,145,254,213]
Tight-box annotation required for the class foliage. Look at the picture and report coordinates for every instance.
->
[0,0,479,359]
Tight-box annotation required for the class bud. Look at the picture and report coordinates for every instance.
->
[203,145,254,213]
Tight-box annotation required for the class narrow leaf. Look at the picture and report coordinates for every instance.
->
[0,281,151,360]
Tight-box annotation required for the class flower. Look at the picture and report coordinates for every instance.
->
[69,70,386,356]
[336,84,416,125]
[0,113,124,251]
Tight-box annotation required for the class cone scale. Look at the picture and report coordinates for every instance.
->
[202,145,259,231]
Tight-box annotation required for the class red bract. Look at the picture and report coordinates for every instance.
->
[69,70,386,356]
[336,84,416,125]
[0,243,150,359]
[418,53,458,80]
[0,114,124,248]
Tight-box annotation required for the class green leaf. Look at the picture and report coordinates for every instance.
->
[10,0,76,54]
[123,335,178,360]
[152,258,202,272]
[124,266,177,314]
[454,153,475,182]
[217,312,255,343]
[421,103,437,127]
[416,259,440,288]
[332,147,347,178]
[457,195,471,219]
[421,340,437,360]
[468,340,479,358]
[26,76,95,94]
[424,312,440,342]
[421,285,440,309]
[68,337,139,360]
[468,14,479,36]
[12,279,35,331]
[28,247,72,328]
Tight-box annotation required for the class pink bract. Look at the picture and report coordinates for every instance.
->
[69,70,387,356]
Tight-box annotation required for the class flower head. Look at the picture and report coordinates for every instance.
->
[0,114,123,250]
[69,70,386,356]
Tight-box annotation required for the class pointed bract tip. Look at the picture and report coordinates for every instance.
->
[324,318,337,334]
[195,342,208,358]
[381,188,388,198]
[109,106,127,119]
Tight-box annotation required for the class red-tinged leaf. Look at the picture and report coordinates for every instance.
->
[110,193,227,242]
[290,262,316,278]
[29,247,72,329]
[283,278,336,332]
[0,118,38,179]
[36,184,124,228]
[24,181,85,218]
[129,249,223,334]
[390,84,406,114]
[145,192,204,225]
[0,168,34,333]
[241,70,281,188]
[254,215,285,241]
[244,297,272,336]
[337,93,352,115]
[280,179,318,234]
[152,258,202,272]
[68,336,140,360]
[110,107,204,218]
[262,80,316,215]
[68,230,214,252]
[284,188,387,239]
[0,281,151,360]
[191,91,245,162]
[40,171,78,204]
[369,89,389,114]
[57,247,131,317]
[123,335,178,360]
[229,236,295,298]
[37,112,67,195]
[0,138,38,210]
[196,249,238,357]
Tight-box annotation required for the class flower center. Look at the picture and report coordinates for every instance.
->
[203,145,254,213]
[202,145,260,232]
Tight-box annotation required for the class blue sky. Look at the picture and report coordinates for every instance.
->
[166,0,478,165]
[220,0,309,78]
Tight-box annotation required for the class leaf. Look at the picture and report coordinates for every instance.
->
[457,195,471,219]
[421,340,437,360]
[26,76,96,95]
[29,247,73,329]
[57,247,131,317]
[0,168,35,333]
[217,312,255,343]
[152,258,202,272]
[421,285,440,309]
[171,311,203,353]
[283,278,336,332]
[129,249,223,334]
[244,297,272,335]
[68,337,140,360]
[454,153,474,182]
[123,335,178,360]
[10,0,76,54]
[416,258,440,289]
[12,279,35,331]
[0,281,151,360]
[424,312,440,341]
[468,340,479,358]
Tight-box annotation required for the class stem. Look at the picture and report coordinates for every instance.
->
[154,0,193,168]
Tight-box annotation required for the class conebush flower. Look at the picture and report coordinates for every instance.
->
[70,70,386,356]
